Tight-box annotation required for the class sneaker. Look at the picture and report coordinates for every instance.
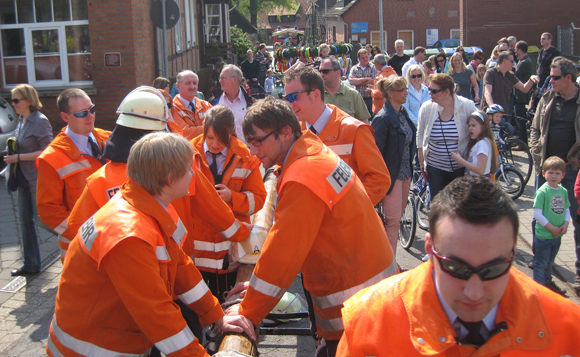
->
[546,281,567,297]
[528,260,534,269]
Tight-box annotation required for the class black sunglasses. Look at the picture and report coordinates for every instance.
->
[437,59,446,63]
[319,69,335,74]
[11,98,22,104]
[410,74,422,79]
[431,247,517,281]
[247,130,275,147]
[283,89,312,103]
[429,87,444,94]
[550,75,563,81]
[69,104,96,118]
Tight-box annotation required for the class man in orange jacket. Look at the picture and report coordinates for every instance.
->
[370,54,397,114]
[338,176,580,356]
[47,132,255,357]
[228,97,396,357]
[36,88,110,262]
[171,70,213,140]
[283,66,390,206]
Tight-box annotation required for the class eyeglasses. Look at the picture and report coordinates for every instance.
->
[11,98,22,104]
[550,75,563,81]
[437,59,446,63]
[69,104,96,118]
[219,75,235,81]
[283,89,312,103]
[429,87,444,94]
[247,130,275,147]
[319,69,335,74]
[410,74,422,79]
[431,247,516,281]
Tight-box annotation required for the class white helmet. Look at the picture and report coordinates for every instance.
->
[116,86,169,131]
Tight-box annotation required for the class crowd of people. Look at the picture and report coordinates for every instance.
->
[2,32,580,357]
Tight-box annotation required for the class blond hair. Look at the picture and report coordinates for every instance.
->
[448,52,467,75]
[376,76,408,101]
[12,84,42,112]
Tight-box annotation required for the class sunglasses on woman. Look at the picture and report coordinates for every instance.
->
[429,88,444,94]
[431,247,517,281]
[410,74,422,79]
[70,104,96,118]
[11,98,23,104]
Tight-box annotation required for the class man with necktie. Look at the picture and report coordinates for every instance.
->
[36,88,111,261]
[337,175,580,356]
[283,66,390,206]
[170,69,213,140]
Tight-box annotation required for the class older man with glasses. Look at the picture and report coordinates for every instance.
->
[337,175,580,356]
[218,64,255,142]
[36,88,111,261]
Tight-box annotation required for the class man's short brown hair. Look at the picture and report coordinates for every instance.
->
[57,88,89,113]
[283,66,325,101]
[242,97,302,141]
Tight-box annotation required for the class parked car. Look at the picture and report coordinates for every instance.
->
[0,96,18,156]
[432,39,483,60]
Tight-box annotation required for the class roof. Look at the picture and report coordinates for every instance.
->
[257,0,310,30]
[267,6,301,16]
[230,8,258,34]
[324,0,358,17]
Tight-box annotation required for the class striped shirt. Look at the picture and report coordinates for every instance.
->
[427,117,461,172]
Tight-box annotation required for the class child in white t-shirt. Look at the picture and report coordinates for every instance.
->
[264,69,274,95]
[451,110,498,177]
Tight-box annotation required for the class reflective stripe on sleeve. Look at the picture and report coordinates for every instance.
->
[231,168,251,179]
[156,246,170,261]
[155,326,195,355]
[249,274,285,299]
[54,218,69,235]
[58,235,70,244]
[47,335,65,357]
[219,220,240,239]
[59,247,67,259]
[314,312,344,332]
[194,257,225,270]
[327,143,354,156]
[178,280,210,305]
[311,260,398,309]
[55,160,92,178]
[194,240,231,252]
[244,191,255,215]
[51,316,149,356]
[172,219,186,246]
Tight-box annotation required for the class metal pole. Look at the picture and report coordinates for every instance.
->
[161,0,168,78]
[379,0,384,51]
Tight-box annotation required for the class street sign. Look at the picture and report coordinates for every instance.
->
[351,22,368,34]
[150,0,180,29]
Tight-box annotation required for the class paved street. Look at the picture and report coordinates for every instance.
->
[0,165,578,356]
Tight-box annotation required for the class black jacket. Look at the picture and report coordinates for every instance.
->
[537,46,561,87]
[514,54,533,104]
[372,102,416,194]
[241,59,260,81]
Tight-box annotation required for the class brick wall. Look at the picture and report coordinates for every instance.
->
[461,0,580,57]
[342,0,459,54]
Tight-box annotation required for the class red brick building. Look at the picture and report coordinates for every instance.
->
[0,0,232,132]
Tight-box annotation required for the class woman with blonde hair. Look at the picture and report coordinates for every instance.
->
[449,52,480,102]
[487,45,500,68]
[372,76,416,257]
[403,64,430,126]
[4,84,53,276]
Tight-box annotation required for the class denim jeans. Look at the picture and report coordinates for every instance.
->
[533,236,561,285]
[427,165,465,199]
[17,186,41,272]
[533,165,580,276]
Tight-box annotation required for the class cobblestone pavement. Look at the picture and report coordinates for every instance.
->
[0,167,579,356]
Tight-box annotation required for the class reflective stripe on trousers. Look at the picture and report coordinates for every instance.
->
[194,257,225,270]
[194,240,231,252]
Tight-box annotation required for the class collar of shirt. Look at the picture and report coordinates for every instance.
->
[432,269,498,339]
[220,87,245,106]
[308,105,332,135]
[154,196,168,211]
[382,64,390,71]
[178,94,195,111]
[65,126,97,155]
[554,85,580,102]
[203,140,228,174]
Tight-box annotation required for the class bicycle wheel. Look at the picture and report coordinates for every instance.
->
[399,196,417,250]
[506,138,533,186]
[415,185,431,231]
[497,167,525,200]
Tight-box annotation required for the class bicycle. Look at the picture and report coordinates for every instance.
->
[398,195,417,250]
[413,175,431,232]
[495,139,525,200]
[503,115,534,186]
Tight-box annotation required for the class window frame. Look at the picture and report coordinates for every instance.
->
[450,29,460,40]
[397,29,414,49]
[205,3,223,43]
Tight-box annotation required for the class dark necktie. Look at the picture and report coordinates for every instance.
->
[309,126,318,135]
[210,152,220,178]
[457,318,485,347]
[88,136,106,165]
[189,101,195,113]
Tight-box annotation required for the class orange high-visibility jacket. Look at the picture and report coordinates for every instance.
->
[301,105,390,206]
[47,180,222,357]
[337,260,580,356]
[239,131,396,340]
[371,66,397,114]
[36,128,110,259]
[171,96,213,140]
[189,135,266,273]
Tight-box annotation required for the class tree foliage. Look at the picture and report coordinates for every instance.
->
[236,0,297,28]
[231,25,253,62]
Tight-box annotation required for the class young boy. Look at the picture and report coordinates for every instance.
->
[264,68,274,95]
[486,104,514,148]
[533,156,570,296]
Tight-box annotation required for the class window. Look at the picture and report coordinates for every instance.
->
[206,4,222,43]
[370,31,386,48]
[450,29,460,40]
[397,30,414,49]
[184,0,196,48]
[174,1,183,52]
[1,0,92,87]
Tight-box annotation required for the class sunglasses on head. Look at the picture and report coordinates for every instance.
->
[429,87,444,94]
[11,98,22,104]
[431,247,516,281]
[70,104,96,118]
[410,74,422,79]
[283,89,312,103]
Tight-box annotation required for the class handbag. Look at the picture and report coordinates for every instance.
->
[6,137,28,192]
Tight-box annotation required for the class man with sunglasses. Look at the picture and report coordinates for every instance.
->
[231,97,396,357]
[337,175,580,356]
[319,57,370,123]
[530,56,580,295]
[36,88,110,261]
[283,66,390,206]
